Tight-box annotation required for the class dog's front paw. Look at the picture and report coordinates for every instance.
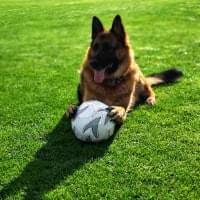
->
[107,106,126,124]
[146,96,156,106]
[66,105,78,119]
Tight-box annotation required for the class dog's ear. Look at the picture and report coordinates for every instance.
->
[92,16,104,40]
[111,15,125,43]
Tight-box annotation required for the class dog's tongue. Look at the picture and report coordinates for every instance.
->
[94,69,105,83]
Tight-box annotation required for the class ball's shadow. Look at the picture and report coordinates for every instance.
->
[0,114,116,199]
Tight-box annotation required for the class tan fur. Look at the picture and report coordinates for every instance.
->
[146,76,164,85]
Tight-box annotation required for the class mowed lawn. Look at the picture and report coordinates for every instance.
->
[0,0,200,199]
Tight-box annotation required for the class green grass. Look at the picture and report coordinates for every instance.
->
[0,0,200,199]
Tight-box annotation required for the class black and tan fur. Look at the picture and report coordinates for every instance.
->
[68,15,182,124]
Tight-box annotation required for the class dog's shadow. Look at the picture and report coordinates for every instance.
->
[1,114,115,199]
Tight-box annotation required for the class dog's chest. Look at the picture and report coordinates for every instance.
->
[84,79,133,105]
[81,67,135,106]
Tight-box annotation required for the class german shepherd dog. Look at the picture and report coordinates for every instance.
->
[68,15,182,124]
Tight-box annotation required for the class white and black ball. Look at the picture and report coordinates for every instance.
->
[71,100,115,142]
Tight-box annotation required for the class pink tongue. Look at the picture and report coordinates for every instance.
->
[94,69,105,83]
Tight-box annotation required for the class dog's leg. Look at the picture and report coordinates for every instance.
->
[66,105,78,119]
[107,83,136,124]
[66,84,83,119]
[145,84,156,105]
[107,106,127,124]
[138,77,156,106]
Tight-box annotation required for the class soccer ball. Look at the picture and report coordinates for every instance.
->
[71,100,116,142]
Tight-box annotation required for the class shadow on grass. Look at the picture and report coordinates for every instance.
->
[0,80,181,199]
[1,114,116,199]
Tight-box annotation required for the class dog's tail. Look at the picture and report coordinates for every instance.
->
[146,68,183,86]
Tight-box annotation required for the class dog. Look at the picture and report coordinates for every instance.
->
[68,15,183,124]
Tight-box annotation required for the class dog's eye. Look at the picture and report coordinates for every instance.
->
[93,43,99,51]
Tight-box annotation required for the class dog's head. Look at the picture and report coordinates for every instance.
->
[88,15,131,83]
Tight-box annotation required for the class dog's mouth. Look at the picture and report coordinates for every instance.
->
[93,63,114,83]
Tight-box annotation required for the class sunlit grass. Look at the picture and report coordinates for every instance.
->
[0,0,200,199]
